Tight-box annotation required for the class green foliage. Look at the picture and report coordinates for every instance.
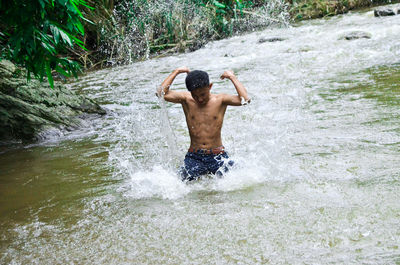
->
[200,0,256,37]
[103,0,269,64]
[65,0,288,67]
[0,0,91,87]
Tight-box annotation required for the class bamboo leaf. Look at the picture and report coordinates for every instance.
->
[59,29,73,46]
[213,0,226,8]
[39,0,45,8]
[56,65,70,77]
[50,25,60,44]
[45,60,54,88]
[75,21,84,35]
[74,0,94,9]
[69,0,83,17]
[41,41,56,55]
[82,17,94,25]
[64,31,86,50]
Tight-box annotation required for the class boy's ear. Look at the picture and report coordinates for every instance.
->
[209,83,213,90]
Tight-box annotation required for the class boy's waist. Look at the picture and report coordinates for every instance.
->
[188,145,225,155]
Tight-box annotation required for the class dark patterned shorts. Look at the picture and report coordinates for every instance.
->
[179,150,234,181]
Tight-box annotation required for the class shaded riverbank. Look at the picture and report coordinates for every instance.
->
[0,60,105,142]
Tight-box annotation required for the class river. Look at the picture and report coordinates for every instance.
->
[1,5,400,264]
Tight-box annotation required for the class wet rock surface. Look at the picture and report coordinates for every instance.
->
[258,37,286,43]
[374,8,396,16]
[0,60,106,141]
[338,31,372,40]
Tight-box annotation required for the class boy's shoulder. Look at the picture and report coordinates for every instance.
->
[212,93,230,101]
[211,93,225,98]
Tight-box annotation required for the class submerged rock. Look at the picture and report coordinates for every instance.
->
[0,60,106,141]
[374,8,396,17]
[258,37,286,43]
[338,31,372,40]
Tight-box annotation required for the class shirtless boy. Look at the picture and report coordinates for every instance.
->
[158,67,250,181]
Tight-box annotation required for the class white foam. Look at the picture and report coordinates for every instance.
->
[124,166,189,200]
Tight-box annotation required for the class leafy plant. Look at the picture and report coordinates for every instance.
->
[0,0,91,87]
[199,0,258,37]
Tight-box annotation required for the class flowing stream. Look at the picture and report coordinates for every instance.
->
[1,6,400,264]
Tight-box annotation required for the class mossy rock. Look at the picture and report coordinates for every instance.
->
[0,60,106,142]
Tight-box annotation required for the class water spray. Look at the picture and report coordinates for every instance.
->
[156,86,181,168]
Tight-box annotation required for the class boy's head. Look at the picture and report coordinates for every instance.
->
[185,70,212,105]
[185,70,209,92]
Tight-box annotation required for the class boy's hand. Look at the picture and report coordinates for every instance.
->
[175,67,190,74]
[220,70,235,80]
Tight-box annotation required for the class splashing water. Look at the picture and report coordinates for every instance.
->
[157,94,180,165]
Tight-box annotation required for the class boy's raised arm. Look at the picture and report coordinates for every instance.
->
[220,70,251,106]
[156,67,190,103]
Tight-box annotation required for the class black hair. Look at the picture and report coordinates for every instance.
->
[185,70,209,92]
